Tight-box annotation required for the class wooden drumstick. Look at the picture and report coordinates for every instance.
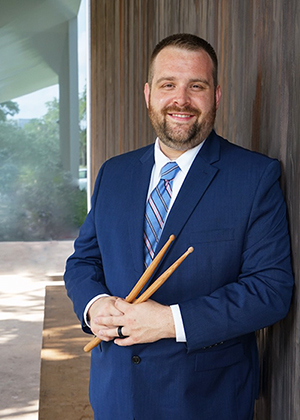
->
[134,247,194,304]
[84,235,175,352]
[125,234,175,302]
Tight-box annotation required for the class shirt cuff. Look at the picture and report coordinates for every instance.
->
[170,304,187,342]
[83,294,109,328]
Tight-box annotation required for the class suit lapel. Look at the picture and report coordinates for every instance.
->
[127,145,154,274]
[157,131,221,255]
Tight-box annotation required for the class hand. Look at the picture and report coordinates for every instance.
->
[96,298,176,346]
[88,296,123,340]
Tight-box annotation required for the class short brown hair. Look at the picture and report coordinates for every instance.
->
[148,33,218,88]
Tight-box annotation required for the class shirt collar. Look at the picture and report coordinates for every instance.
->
[154,138,205,175]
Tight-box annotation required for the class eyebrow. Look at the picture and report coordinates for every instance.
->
[155,76,210,86]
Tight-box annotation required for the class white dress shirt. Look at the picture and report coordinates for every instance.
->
[84,138,205,342]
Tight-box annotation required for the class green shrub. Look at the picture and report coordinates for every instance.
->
[0,110,87,241]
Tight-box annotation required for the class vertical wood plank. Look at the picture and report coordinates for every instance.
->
[89,2,299,418]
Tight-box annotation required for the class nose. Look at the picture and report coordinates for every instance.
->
[173,86,190,107]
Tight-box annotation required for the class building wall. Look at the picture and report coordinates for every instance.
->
[90,1,300,418]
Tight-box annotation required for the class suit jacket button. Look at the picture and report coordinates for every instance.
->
[132,355,141,364]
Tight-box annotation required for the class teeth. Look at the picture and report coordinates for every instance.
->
[171,114,191,118]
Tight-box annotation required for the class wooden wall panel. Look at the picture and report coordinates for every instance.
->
[90,1,299,419]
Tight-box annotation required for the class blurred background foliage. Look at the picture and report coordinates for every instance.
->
[0,94,87,241]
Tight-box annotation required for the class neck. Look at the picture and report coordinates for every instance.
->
[158,140,187,160]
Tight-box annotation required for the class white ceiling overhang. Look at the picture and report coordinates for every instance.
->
[0,0,81,102]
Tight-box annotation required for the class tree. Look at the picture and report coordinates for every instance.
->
[0,97,87,241]
[0,101,20,121]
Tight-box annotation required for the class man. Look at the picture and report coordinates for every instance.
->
[64,34,293,420]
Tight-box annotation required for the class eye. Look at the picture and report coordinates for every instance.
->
[191,83,205,90]
[162,83,175,89]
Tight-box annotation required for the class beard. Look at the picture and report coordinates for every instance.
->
[148,101,217,151]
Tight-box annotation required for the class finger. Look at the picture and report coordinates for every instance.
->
[99,302,124,317]
[95,312,127,328]
[115,298,132,311]
[116,325,128,339]
[97,327,118,342]
[91,323,115,336]
[114,336,134,347]
[107,307,124,316]
[114,324,141,346]
[89,296,123,324]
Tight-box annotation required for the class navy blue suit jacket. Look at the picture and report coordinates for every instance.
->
[64,131,293,420]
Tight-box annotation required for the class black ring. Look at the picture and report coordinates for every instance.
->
[117,326,126,339]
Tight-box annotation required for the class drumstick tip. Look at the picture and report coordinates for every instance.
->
[188,247,194,253]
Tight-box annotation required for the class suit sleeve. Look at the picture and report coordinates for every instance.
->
[180,160,294,352]
[64,163,111,333]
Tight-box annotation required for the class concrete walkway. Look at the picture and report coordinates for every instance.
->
[0,241,75,420]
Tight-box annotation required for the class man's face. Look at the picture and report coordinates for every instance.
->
[144,46,221,156]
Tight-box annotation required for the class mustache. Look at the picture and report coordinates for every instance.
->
[163,105,200,116]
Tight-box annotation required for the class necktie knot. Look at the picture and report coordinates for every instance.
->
[160,162,180,181]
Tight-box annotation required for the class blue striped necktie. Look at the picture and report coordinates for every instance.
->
[144,161,180,267]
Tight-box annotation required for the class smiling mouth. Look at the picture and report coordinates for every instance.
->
[168,113,194,120]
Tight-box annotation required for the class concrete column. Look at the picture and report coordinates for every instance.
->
[59,17,79,181]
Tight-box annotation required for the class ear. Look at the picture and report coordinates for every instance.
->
[215,85,221,110]
[144,83,150,108]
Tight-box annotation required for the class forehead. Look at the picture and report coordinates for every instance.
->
[151,46,214,82]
